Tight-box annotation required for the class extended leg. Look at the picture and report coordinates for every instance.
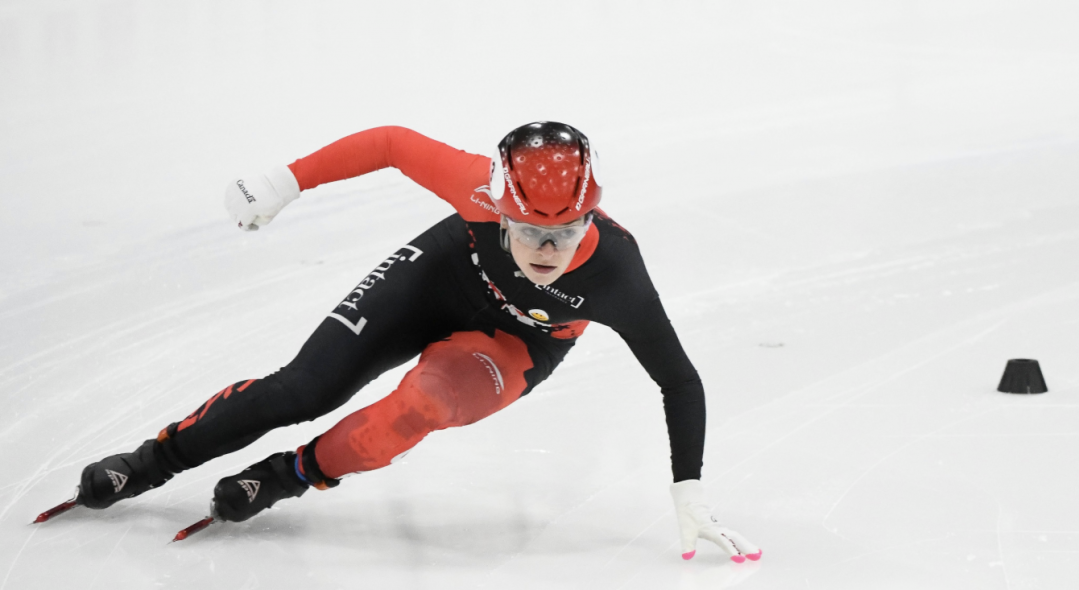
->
[160,239,456,470]
[75,228,462,511]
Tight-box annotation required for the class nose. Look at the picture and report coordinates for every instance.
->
[537,241,558,257]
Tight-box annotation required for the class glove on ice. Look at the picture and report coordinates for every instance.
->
[223,165,300,231]
[670,479,762,563]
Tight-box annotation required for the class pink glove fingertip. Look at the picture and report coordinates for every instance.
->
[730,554,746,563]
[746,550,763,561]
[681,550,696,560]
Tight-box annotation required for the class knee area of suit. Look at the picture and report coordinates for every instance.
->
[395,368,459,429]
[404,352,505,428]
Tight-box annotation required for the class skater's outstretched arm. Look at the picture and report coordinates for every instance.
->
[289,126,491,211]
[592,235,763,563]
[590,232,705,483]
[224,126,497,230]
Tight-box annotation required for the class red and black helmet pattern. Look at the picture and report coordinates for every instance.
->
[488,121,602,224]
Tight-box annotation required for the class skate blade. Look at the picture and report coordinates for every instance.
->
[172,516,215,542]
[33,491,80,524]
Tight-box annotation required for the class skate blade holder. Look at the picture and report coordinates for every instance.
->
[32,488,80,524]
[172,517,215,542]
[171,500,222,542]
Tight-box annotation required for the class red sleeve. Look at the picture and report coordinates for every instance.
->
[287,126,500,222]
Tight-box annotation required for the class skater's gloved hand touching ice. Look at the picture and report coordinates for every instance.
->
[223,165,300,231]
[671,480,762,563]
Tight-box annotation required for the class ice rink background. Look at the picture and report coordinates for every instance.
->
[2,1,1078,588]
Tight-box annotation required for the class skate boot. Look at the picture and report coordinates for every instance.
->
[211,452,309,522]
[79,439,175,509]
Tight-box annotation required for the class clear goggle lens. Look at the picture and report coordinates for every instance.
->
[505,215,592,251]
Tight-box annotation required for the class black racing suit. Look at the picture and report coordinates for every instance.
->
[164,127,706,482]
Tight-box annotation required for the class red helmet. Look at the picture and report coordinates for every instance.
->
[488,121,602,224]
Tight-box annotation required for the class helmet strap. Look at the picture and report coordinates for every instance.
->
[499,225,511,252]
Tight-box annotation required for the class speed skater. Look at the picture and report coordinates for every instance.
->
[52,122,761,562]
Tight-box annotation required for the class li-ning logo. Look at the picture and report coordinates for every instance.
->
[236,180,256,203]
[574,155,591,211]
[470,191,498,213]
[105,469,128,494]
[473,352,504,395]
[238,479,261,503]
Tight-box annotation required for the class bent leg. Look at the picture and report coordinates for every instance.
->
[313,329,533,478]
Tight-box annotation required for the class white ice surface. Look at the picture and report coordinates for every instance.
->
[2,1,1079,588]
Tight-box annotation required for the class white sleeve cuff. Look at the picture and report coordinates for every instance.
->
[670,479,704,505]
[265,164,301,205]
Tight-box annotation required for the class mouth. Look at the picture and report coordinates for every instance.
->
[529,263,557,275]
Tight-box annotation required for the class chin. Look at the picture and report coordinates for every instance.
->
[521,262,567,285]
[527,272,562,286]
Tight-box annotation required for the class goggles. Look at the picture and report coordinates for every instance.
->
[504,214,592,251]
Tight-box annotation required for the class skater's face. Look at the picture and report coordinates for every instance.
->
[503,217,585,285]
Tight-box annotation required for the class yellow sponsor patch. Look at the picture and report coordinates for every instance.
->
[529,309,550,322]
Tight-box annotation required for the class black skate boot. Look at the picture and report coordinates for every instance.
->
[78,439,175,509]
[211,452,309,522]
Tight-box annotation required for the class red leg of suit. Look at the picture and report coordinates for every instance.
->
[314,329,533,479]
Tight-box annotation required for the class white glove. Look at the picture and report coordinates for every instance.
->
[671,479,761,563]
[223,165,301,231]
